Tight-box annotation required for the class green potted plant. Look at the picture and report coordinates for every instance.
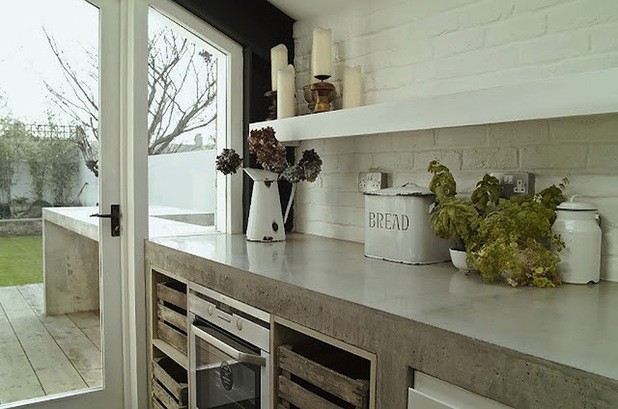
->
[427,160,500,270]
[428,160,567,288]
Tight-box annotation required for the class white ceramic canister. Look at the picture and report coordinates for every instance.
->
[552,197,602,284]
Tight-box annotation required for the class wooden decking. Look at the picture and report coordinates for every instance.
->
[0,284,101,405]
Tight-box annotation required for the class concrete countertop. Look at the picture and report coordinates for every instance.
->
[149,232,618,383]
[43,206,210,241]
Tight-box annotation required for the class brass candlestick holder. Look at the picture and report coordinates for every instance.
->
[311,75,336,113]
[304,84,335,114]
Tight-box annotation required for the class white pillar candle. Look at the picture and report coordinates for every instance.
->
[311,27,332,79]
[277,64,296,119]
[343,65,362,109]
[270,44,288,91]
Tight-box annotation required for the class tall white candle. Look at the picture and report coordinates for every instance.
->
[343,65,362,109]
[311,27,332,79]
[270,44,288,91]
[277,65,296,119]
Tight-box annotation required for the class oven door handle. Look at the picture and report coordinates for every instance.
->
[192,325,267,367]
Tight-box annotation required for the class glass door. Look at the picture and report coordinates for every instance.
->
[0,0,124,407]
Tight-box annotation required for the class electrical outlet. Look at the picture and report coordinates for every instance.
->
[490,172,535,198]
[358,172,387,192]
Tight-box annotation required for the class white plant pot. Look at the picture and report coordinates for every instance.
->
[449,248,472,271]
[244,168,285,242]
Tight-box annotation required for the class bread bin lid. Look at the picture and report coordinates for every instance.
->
[364,183,434,197]
[556,196,597,211]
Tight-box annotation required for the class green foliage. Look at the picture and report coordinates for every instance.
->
[46,137,80,205]
[470,199,565,287]
[430,196,480,250]
[470,174,500,217]
[428,160,456,200]
[427,160,566,288]
[0,118,28,202]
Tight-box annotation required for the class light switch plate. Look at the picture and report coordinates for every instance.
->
[358,172,387,192]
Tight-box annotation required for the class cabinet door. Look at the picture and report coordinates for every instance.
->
[408,388,455,409]
[409,372,512,409]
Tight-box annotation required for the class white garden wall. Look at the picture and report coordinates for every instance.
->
[292,0,618,281]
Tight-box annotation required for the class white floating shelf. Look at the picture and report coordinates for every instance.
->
[249,68,618,142]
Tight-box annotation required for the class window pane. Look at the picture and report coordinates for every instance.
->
[147,8,224,238]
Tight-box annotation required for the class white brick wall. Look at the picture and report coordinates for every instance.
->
[291,0,618,281]
[293,0,618,107]
[295,115,618,281]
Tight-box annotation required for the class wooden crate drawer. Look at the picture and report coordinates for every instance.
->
[157,281,187,310]
[153,357,188,405]
[277,345,369,409]
[158,303,187,333]
[157,320,187,355]
[152,379,187,409]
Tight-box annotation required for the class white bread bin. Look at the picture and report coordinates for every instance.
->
[364,183,450,264]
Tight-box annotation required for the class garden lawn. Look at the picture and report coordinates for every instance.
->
[0,235,43,286]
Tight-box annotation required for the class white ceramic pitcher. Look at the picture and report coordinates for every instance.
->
[244,168,286,242]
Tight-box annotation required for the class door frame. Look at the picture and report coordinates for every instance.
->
[122,0,244,407]
[4,0,125,407]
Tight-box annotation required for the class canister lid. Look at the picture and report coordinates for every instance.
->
[556,196,597,211]
[364,183,434,197]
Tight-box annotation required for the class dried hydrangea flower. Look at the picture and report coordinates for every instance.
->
[216,148,243,175]
[281,164,304,183]
[298,149,322,182]
[247,126,287,173]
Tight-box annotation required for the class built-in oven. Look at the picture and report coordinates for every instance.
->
[188,283,270,409]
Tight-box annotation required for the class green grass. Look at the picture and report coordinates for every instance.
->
[0,236,43,287]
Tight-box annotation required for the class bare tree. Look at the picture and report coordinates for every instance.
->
[43,26,217,176]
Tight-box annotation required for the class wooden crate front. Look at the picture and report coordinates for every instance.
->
[277,345,369,409]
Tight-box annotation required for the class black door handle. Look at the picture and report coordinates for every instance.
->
[90,204,120,237]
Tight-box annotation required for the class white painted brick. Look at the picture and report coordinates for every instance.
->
[323,138,356,153]
[435,44,520,78]
[354,134,394,153]
[547,0,618,33]
[297,220,365,243]
[538,175,618,197]
[323,191,365,208]
[515,0,573,14]
[435,125,487,147]
[601,256,618,282]
[519,31,589,65]
[459,0,515,28]
[555,52,618,75]
[520,144,587,169]
[602,227,618,256]
[414,150,462,170]
[595,198,618,228]
[549,114,618,142]
[588,144,618,171]
[319,155,340,173]
[373,65,416,90]
[320,173,358,191]
[488,120,549,146]
[591,24,618,52]
[373,151,415,171]
[433,28,485,58]
[392,171,433,187]
[391,130,435,150]
[355,153,375,170]
[408,11,459,38]
[462,147,518,169]
[485,13,546,47]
